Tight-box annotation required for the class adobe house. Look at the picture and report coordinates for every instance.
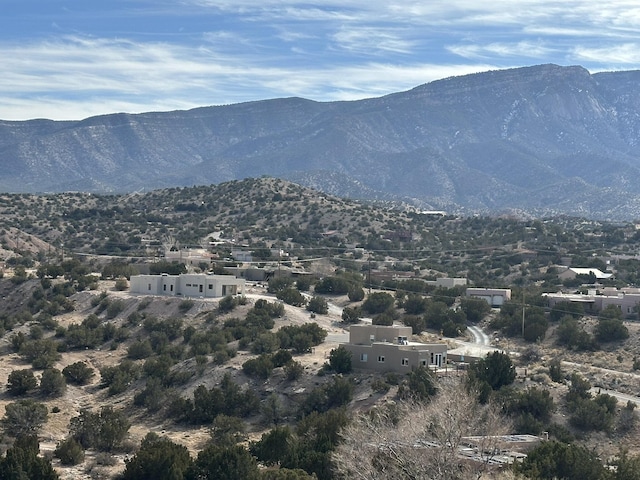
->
[342,324,447,373]
[130,273,245,298]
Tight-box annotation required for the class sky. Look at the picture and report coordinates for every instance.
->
[3,0,640,121]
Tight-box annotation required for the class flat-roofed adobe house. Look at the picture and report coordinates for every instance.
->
[130,273,245,298]
[342,324,447,373]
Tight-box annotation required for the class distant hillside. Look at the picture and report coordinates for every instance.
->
[3,64,640,219]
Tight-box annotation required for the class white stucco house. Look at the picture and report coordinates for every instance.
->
[466,287,511,307]
[130,273,245,298]
[557,267,613,281]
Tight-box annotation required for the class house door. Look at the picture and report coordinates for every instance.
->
[434,354,442,367]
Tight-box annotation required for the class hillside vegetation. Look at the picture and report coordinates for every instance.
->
[0,178,640,478]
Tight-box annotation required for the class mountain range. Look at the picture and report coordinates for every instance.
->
[2,63,640,220]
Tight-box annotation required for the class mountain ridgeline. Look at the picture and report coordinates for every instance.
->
[2,64,640,219]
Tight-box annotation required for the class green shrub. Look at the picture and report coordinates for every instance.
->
[54,437,85,465]
[242,355,274,379]
[39,368,67,397]
[306,296,328,314]
[362,292,395,314]
[70,406,131,451]
[328,346,352,374]
[100,360,141,395]
[7,369,38,396]
[372,313,393,326]
[398,366,437,401]
[133,378,167,412]
[62,361,95,385]
[218,295,237,313]
[106,299,126,319]
[121,432,191,480]
[348,287,365,302]
[168,373,259,424]
[127,340,154,360]
[271,349,293,368]
[371,378,390,394]
[1,400,48,437]
[251,332,280,355]
[19,338,61,369]
[341,306,361,324]
[179,299,195,312]
[315,276,351,294]
[284,361,304,381]
[549,359,563,382]
[114,278,129,291]
[268,277,294,294]
[296,277,312,292]
[276,288,306,307]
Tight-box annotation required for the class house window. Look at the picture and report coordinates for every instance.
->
[377,356,385,363]
[147,284,151,291]
[370,335,375,343]
[199,285,203,293]
[420,359,427,367]
[208,284,213,290]
[430,353,434,364]
[170,285,174,292]
[360,353,368,362]
[401,358,409,366]
[185,283,191,287]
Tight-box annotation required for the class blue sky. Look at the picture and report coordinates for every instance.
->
[3,0,640,120]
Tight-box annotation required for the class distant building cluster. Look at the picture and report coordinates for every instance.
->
[544,287,640,316]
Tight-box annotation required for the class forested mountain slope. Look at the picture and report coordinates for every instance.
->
[2,64,640,219]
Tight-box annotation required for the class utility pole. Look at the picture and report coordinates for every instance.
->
[522,290,525,338]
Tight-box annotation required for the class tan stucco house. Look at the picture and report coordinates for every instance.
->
[342,324,447,373]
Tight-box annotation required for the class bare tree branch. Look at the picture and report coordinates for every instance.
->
[332,377,512,480]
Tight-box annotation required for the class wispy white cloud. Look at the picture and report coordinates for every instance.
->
[0,33,499,119]
[4,1,640,119]
[332,27,415,55]
[573,43,640,64]
[448,41,555,60]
